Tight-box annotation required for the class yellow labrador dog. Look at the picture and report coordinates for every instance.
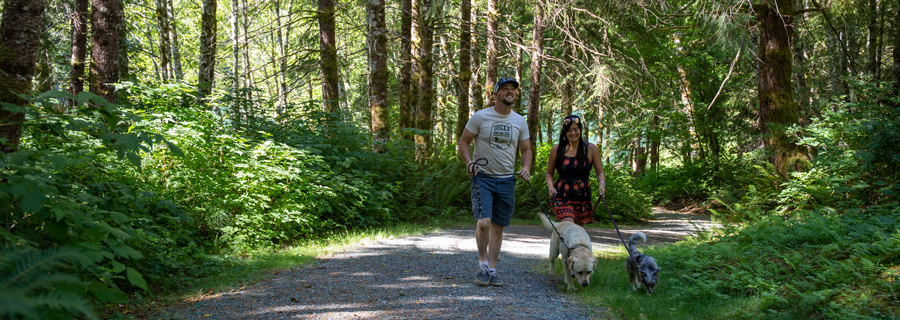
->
[539,213,597,291]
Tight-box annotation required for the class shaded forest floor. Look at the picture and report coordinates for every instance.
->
[159,208,716,319]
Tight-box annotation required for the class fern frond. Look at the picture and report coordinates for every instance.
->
[31,291,98,320]
[0,290,40,319]
[2,246,82,288]
[18,273,81,294]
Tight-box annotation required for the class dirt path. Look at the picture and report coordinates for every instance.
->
[171,208,717,319]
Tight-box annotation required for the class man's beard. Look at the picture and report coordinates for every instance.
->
[498,95,515,106]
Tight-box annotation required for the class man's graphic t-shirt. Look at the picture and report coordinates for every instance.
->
[465,107,530,176]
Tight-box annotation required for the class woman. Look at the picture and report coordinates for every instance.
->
[545,115,606,226]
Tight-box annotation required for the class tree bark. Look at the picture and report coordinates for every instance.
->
[367,0,389,147]
[471,2,483,112]
[514,37,524,114]
[70,0,88,100]
[757,0,808,178]
[0,0,46,153]
[455,0,471,141]
[117,0,129,104]
[484,0,498,109]
[866,0,877,75]
[894,5,900,95]
[399,0,413,136]
[156,0,171,80]
[197,0,217,101]
[526,3,544,156]
[275,0,287,111]
[318,0,339,114]
[231,0,240,94]
[89,0,120,104]
[415,0,438,162]
[167,0,183,80]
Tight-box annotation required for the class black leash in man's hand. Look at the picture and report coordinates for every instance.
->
[470,157,569,248]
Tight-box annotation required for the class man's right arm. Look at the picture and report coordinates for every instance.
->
[458,129,476,166]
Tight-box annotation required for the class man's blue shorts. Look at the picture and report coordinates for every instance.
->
[470,175,516,227]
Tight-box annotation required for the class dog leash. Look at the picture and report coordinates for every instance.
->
[598,193,638,264]
[519,168,570,249]
[470,157,570,249]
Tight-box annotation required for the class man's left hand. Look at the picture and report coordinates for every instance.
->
[516,168,531,181]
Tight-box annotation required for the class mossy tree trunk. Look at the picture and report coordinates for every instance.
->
[756,0,808,178]
[484,0,498,109]
[399,0,413,137]
[197,0,217,102]
[455,0,471,141]
[89,0,120,104]
[367,0,389,148]
[318,0,339,115]
[415,0,438,162]
[0,0,46,153]
[70,0,88,101]
[155,0,171,80]
[526,2,543,160]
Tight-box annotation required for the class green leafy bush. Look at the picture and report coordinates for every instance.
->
[660,205,900,318]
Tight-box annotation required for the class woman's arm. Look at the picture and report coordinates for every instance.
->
[589,143,606,195]
[545,144,559,197]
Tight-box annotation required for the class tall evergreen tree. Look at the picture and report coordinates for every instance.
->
[399,0,413,135]
[367,0,389,146]
[526,2,544,156]
[484,0,498,109]
[0,0,46,153]
[456,0,471,141]
[415,0,438,161]
[70,0,88,100]
[197,0,217,101]
[756,0,807,178]
[89,0,120,103]
[155,0,171,80]
[318,0,339,114]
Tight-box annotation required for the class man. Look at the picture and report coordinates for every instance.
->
[458,78,533,286]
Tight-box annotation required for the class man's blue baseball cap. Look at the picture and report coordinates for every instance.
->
[493,78,519,93]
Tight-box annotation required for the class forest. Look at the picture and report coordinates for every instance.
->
[0,0,898,318]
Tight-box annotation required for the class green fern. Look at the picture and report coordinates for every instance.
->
[0,245,98,320]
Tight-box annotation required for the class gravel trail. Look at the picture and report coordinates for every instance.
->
[171,208,717,319]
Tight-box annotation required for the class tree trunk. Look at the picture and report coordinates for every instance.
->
[318,0,339,114]
[167,0,183,80]
[415,0,438,162]
[197,0,217,102]
[757,0,807,178]
[367,0,389,147]
[70,0,88,100]
[526,3,544,157]
[484,0,498,109]
[275,0,287,111]
[0,0,46,153]
[399,0,413,136]
[455,0,471,141]
[117,0,129,104]
[894,5,900,95]
[650,116,660,173]
[514,38,524,114]
[241,0,252,102]
[231,0,240,94]
[867,0,877,75]
[471,3,483,112]
[156,0,171,80]
[89,0,120,104]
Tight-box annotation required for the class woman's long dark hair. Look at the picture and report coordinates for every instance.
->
[554,115,588,172]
